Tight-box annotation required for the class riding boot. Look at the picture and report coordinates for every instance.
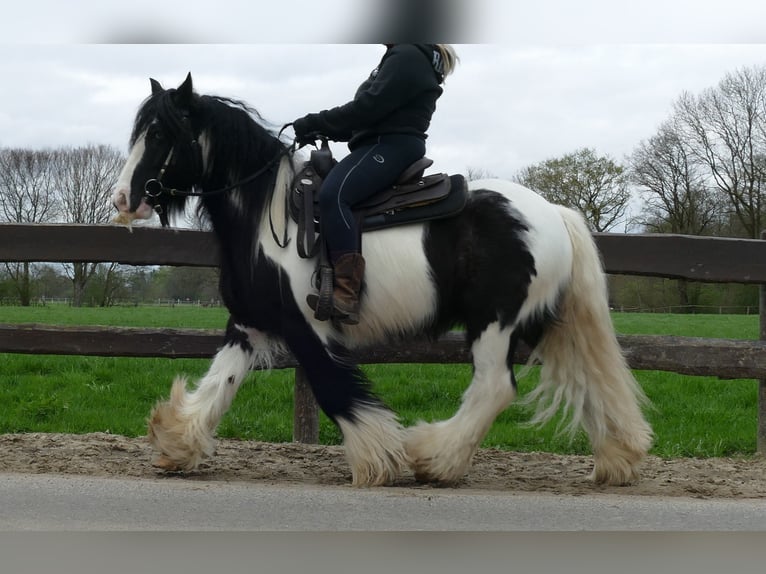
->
[330,252,365,325]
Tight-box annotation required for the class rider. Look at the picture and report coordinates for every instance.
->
[293,43,458,325]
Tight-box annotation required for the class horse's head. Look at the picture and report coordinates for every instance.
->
[112,73,204,226]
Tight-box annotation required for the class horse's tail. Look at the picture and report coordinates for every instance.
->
[526,205,653,484]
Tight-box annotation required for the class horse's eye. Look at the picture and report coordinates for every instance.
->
[147,124,165,142]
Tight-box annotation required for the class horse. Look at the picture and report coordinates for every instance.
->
[111,73,652,486]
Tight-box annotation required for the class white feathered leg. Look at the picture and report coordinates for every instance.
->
[405,322,517,483]
[147,326,277,471]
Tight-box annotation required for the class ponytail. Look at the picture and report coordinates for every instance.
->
[435,44,459,79]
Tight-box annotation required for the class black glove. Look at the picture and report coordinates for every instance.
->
[293,115,320,146]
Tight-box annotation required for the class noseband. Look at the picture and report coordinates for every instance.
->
[143,145,177,204]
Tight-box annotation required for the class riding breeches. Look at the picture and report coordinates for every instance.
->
[318,134,426,260]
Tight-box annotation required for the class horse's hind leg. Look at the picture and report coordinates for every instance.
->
[148,320,271,471]
[526,206,653,485]
[405,321,517,484]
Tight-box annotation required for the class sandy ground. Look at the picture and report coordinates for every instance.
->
[1,432,765,499]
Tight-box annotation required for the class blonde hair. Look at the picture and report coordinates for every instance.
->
[435,44,459,78]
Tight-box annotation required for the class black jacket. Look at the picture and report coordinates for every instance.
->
[294,44,444,149]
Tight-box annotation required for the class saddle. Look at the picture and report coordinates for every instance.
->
[289,139,468,259]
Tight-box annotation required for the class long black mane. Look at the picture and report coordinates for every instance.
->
[132,86,291,228]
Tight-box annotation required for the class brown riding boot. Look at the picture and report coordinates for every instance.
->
[330,253,365,325]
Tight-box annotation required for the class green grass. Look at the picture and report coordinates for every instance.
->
[614,312,759,457]
[0,305,761,458]
[1,303,229,329]
[611,312,758,340]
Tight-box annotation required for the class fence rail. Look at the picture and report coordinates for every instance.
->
[2,324,765,380]
[1,223,765,448]
[3,223,766,283]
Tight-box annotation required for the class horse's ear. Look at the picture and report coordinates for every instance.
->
[150,78,163,95]
[175,72,194,106]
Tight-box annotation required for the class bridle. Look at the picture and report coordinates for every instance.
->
[142,122,298,244]
[143,124,296,208]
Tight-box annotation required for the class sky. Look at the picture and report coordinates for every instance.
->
[1,1,766,182]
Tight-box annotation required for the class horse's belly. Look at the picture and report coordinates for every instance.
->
[345,224,437,346]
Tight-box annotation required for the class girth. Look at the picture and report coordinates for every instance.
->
[289,141,468,259]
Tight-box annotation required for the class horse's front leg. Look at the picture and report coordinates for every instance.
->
[283,323,409,486]
[147,319,274,471]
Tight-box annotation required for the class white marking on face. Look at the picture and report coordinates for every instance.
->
[111,132,154,220]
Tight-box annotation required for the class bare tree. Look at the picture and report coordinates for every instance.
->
[465,166,497,181]
[0,148,59,223]
[53,144,125,306]
[629,121,725,310]
[673,65,766,238]
[630,120,721,235]
[0,148,60,305]
[514,148,631,232]
[54,144,123,225]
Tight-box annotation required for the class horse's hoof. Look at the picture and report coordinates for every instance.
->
[152,454,182,471]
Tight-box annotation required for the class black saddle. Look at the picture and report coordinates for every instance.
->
[289,139,468,259]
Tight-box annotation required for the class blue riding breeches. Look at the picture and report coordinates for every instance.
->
[318,134,426,261]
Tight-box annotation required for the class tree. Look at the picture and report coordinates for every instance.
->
[124,268,157,303]
[673,65,766,239]
[514,148,631,232]
[630,120,721,236]
[163,267,220,302]
[34,265,72,301]
[52,144,125,306]
[465,166,497,181]
[0,148,59,305]
[0,148,59,223]
[630,121,725,310]
[84,265,129,307]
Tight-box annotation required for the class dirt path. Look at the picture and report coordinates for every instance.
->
[1,432,765,499]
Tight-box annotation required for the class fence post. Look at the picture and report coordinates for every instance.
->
[293,366,319,443]
[759,231,766,455]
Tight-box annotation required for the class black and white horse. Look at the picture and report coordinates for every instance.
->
[112,74,652,486]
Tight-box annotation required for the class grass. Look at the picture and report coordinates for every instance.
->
[0,304,229,329]
[611,312,759,340]
[0,305,761,458]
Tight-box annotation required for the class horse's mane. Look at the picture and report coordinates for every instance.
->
[132,88,284,168]
[198,95,285,179]
[132,87,291,227]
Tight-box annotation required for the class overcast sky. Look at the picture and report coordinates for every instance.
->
[2,2,766,181]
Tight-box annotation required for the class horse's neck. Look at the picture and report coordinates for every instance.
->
[202,155,294,250]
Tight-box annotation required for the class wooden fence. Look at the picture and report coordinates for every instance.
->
[1,223,766,449]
